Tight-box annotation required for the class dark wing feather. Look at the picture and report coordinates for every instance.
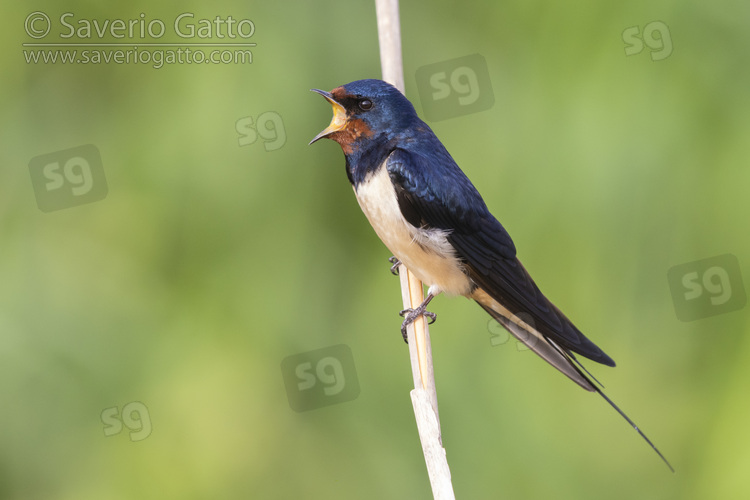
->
[387,148,614,366]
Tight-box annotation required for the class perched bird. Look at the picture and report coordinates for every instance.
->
[310,79,671,469]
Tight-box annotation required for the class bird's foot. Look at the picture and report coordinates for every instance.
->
[388,256,401,276]
[398,294,436,343]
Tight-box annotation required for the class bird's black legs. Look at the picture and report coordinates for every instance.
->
[399,293,436,343]
[388,256,401,276]
[388,256,437,342]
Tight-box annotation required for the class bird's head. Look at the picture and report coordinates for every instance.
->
[309,79,418,154]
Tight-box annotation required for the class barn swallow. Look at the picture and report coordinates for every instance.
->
[310,79,672,470]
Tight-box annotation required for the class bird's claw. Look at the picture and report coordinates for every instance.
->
[388,256,401,276]
[398,306,437,343]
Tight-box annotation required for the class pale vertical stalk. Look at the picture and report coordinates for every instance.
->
[375,1,455,498]
[375,0,405,93]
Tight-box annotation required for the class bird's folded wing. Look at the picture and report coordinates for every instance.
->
[387,148,615,367]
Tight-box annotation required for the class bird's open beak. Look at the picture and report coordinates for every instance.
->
[309,89,348,145]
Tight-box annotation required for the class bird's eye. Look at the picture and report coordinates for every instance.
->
[358,99,373,111]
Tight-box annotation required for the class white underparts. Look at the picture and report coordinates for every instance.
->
[354,160,473,297]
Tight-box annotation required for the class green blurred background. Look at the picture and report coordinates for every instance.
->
[2,0,749,498]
